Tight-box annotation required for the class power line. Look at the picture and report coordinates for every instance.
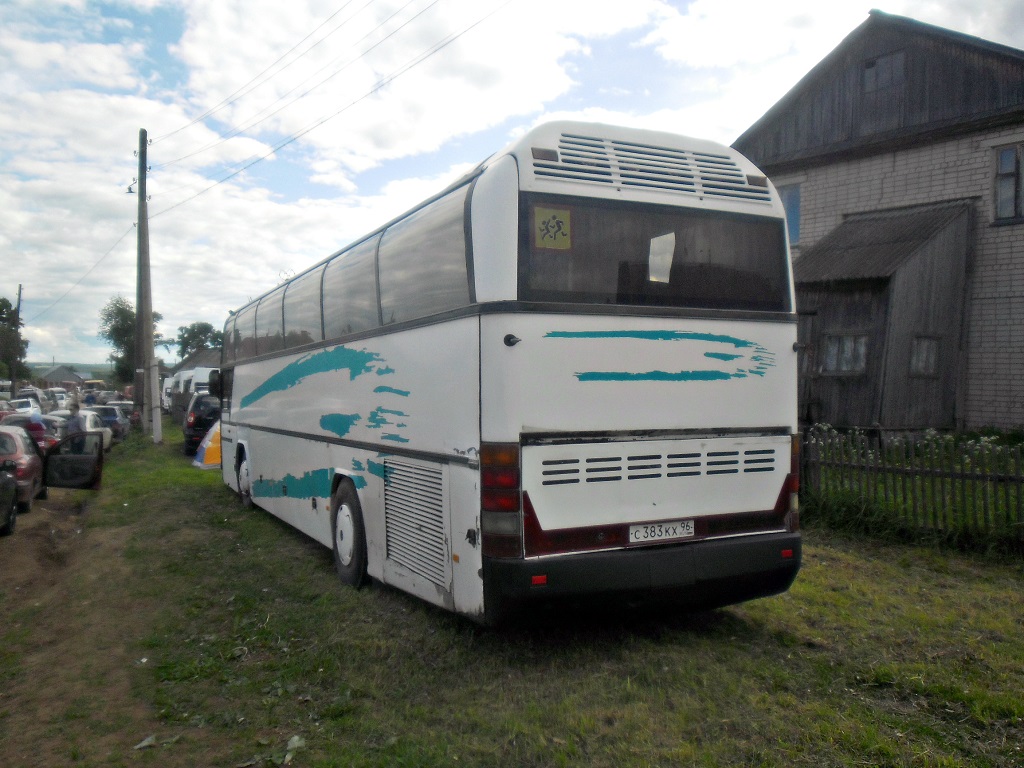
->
[152,0,364,144]
[153,0,436,173]
[24,224,136,324]
[151,0,514,219]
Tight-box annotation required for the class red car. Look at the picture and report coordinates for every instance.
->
[0,425,44,513]
[1,413,62,451]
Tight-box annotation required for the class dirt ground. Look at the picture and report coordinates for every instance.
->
[0,490,165,766]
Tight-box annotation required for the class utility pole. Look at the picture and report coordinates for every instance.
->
[13,284,22,396]
[135,128,162,444]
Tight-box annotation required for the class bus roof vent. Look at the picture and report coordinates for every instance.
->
[530,132,773,203]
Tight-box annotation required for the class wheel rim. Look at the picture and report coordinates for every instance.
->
[335,503,355,566]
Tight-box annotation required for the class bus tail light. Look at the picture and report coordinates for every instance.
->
[481,443,522,558]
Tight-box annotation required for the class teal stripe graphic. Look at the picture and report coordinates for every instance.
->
[241,346,385,408]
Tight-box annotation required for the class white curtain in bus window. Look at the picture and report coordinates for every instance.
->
[255,288,285,355]
[648,232,675,284]
[519,197,789,312]
[283,266,325,348]
[378,186,472,325]
[322,236,381,339]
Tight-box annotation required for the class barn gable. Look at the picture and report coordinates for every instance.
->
[735,10,1024,173]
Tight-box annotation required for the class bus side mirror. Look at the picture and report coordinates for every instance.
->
[209,370,222,398]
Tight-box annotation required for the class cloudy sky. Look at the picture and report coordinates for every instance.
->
[3,0,1023,366]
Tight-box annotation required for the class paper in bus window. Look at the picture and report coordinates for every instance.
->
[648,232,675,284]
[533,206,572,251]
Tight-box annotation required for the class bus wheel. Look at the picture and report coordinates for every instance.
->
[331,483,367,588]
[237,456,253,509]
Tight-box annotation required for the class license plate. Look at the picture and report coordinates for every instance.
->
[629,519,695,544]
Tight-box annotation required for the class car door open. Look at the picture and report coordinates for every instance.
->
[45,432,104,490]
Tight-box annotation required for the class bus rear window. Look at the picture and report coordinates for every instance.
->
[518,196,790,312]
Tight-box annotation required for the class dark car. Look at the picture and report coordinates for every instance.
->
[90,405,131,442]
[107,400,140,429]
[183,393,220,456]
[0,458,17,536]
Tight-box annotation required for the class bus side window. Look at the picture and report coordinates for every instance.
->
[378,186,472,325]
[255,288,285,355]
[235,305,257,361]
[323,237,381,340]
[283,267,325,349]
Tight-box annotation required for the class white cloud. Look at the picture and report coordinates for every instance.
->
[3,0,1024,365]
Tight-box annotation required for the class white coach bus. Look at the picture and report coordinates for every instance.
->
[214,121,801,624]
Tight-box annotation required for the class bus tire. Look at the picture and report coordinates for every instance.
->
[237,455,253,509]
[331,482,368,588]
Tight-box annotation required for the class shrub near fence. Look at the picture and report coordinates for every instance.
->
[801,426,1024,553]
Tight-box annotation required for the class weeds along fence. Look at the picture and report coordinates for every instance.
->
[801,427,1024,551]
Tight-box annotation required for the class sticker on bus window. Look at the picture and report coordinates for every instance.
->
[533,206,572,251]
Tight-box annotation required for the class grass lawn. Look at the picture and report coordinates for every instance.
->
[0,422,1022,767]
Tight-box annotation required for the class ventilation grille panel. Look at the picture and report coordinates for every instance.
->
[384,459,448,587]
[540,448,778,486]
[530,132,772,203]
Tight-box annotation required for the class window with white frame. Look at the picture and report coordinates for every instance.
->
[995,144,1024,221]
[909,336,939,377]
[821,334,867,374]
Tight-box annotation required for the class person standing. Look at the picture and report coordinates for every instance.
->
[67,403,87,435]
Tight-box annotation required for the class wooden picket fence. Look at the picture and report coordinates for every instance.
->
[801,427,1024,543]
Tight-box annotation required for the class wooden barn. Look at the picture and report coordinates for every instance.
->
[795,202,972,429]
[734,10,1024,431]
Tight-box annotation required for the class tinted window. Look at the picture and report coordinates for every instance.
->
[378,186,471,325]
[519,195,790,312]
[255,288,285,355]
[284,267,325,348]
[223,315,237,365]
[323,237,380,339]
[192,395,220,418]
[235,305,257,361]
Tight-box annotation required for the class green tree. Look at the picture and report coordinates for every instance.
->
[0,297,29,381]
[176,321,223,360]
[98,296,166,385]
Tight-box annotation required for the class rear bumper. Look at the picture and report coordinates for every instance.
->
[483,532,800,621]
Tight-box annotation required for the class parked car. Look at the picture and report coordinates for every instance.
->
[0,425,44,512]
[183,393,220,455]
[0,400,16,415]
[0,424,106,516]
[89,405,131,442]
[106,400,140,429]
[8,398,41,415]
[77,410,114,452]
[51,410,113,451]
[43,415,68,443]
[0,413,63,451]
[0,458,17,535]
